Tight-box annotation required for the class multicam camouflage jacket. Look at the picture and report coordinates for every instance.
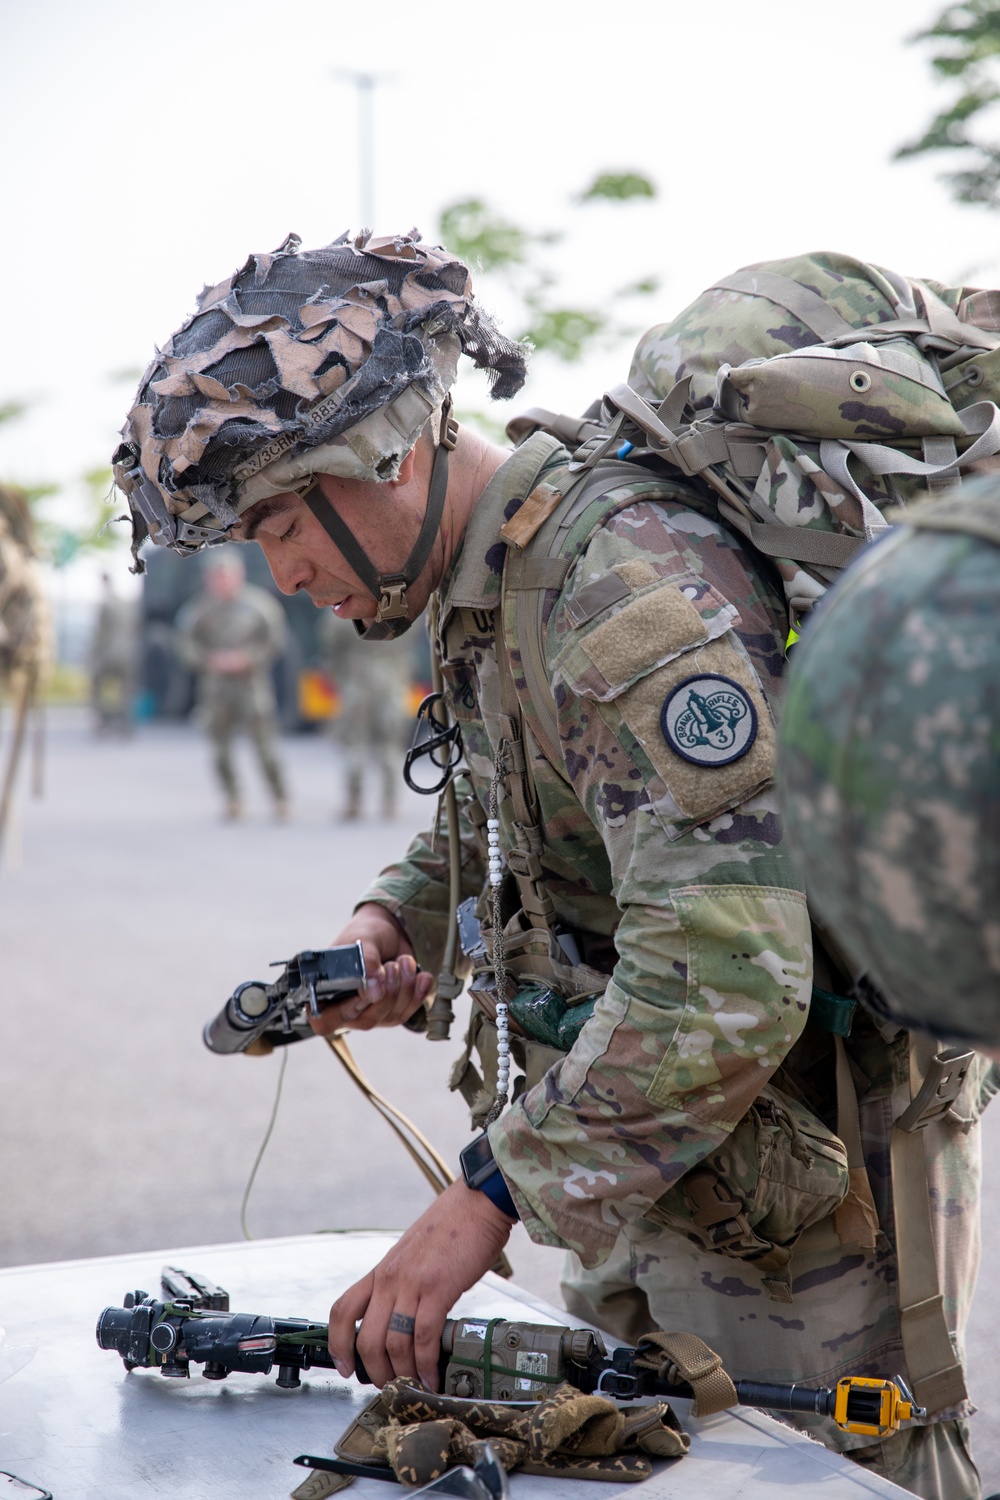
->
[361,435,997,1420]
[364,434,813,1250]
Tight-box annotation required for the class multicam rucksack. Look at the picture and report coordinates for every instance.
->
[512,250,1000,632]
[485,257,989,1403]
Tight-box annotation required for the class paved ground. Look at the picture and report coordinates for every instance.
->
[0,710,997,1487]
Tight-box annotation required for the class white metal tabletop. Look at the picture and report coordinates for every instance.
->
[0,1232,910,1500]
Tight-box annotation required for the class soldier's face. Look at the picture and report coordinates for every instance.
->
[239,444,436,626]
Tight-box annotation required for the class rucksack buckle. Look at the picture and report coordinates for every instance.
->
[896,1047,975,1132]
[684,1169,752,1249]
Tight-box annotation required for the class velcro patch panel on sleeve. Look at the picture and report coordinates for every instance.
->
[555,578,740,702]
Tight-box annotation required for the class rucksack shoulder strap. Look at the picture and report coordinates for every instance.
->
[500,459,690,774]
[504,407,605,450]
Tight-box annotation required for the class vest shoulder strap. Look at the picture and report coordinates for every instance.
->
[500,459,695,774]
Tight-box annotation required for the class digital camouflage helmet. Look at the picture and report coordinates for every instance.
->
[113,230,528,623]
[779,480,1000,1046]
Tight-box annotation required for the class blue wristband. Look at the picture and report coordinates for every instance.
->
[459,1133,520,1220]
[477,1165,519,1221]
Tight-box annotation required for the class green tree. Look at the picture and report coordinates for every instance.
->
[438,170,659,363]
[44,468,121,568]
[0,401,28,431]
[0,400,122,566]
[896,1,1000,207]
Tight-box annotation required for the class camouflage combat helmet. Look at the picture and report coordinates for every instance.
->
[113,230,528,623]
[779,479,1000,1045]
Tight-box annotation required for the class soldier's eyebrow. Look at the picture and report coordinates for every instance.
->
[239,495,298,541]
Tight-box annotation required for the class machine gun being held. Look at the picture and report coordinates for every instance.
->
[97,1268,922,1440]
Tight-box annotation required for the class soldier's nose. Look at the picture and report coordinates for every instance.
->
[267,553,309,596]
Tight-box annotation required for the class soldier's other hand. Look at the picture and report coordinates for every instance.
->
[328,1180,516,1389]
[309,903,432,1034]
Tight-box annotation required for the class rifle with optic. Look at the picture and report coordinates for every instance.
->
[96,1266,922,1441]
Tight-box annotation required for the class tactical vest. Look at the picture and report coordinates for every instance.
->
[440,431,982,1415]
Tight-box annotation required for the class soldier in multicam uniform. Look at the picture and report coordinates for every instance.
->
[89,572,137,734]
[0,483,50,845]
[175,551,289,820]
[113,230,989,1500]
[779,478,1000,1061]
[318,610,414,819]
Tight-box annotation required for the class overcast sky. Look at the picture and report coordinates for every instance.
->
[2,0,997,594]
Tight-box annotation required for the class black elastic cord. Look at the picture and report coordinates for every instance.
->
[302,397,456,622]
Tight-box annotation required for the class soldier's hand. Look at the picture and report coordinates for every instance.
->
[328,1181,516,1389]
[208,647,253,673]
[309,903,433,1034]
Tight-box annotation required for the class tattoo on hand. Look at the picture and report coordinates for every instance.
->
[388,1312,416,1336]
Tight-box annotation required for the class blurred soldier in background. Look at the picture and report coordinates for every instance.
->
[0,485,49,693]
[175,552,289,820]
[89,572,137,735]
[779,481,1000,1059]
[0,483,50,851]
[319,613,414,819]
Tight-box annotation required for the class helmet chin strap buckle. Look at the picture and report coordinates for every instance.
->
[440,398,459,452]
[376,577,409,621]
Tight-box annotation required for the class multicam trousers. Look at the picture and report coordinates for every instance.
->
[562,1225,982,1500]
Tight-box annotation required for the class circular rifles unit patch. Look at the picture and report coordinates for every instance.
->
[661,674,758,766]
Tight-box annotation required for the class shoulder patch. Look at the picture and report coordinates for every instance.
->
[661,673,757,766]
[612,635,775,828]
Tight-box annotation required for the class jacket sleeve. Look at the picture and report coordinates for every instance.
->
[358,774,487,979]
[490,514,813,1266]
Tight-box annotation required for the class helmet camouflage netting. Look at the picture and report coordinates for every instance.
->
[113,230,529,568]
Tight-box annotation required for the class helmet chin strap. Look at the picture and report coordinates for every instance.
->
[301,398,458,638]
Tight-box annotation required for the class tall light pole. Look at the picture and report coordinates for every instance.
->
[332,69,395,230]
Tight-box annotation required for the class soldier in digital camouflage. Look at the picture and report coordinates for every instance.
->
[113,231,992,1500]
[779,479,1000,1058]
